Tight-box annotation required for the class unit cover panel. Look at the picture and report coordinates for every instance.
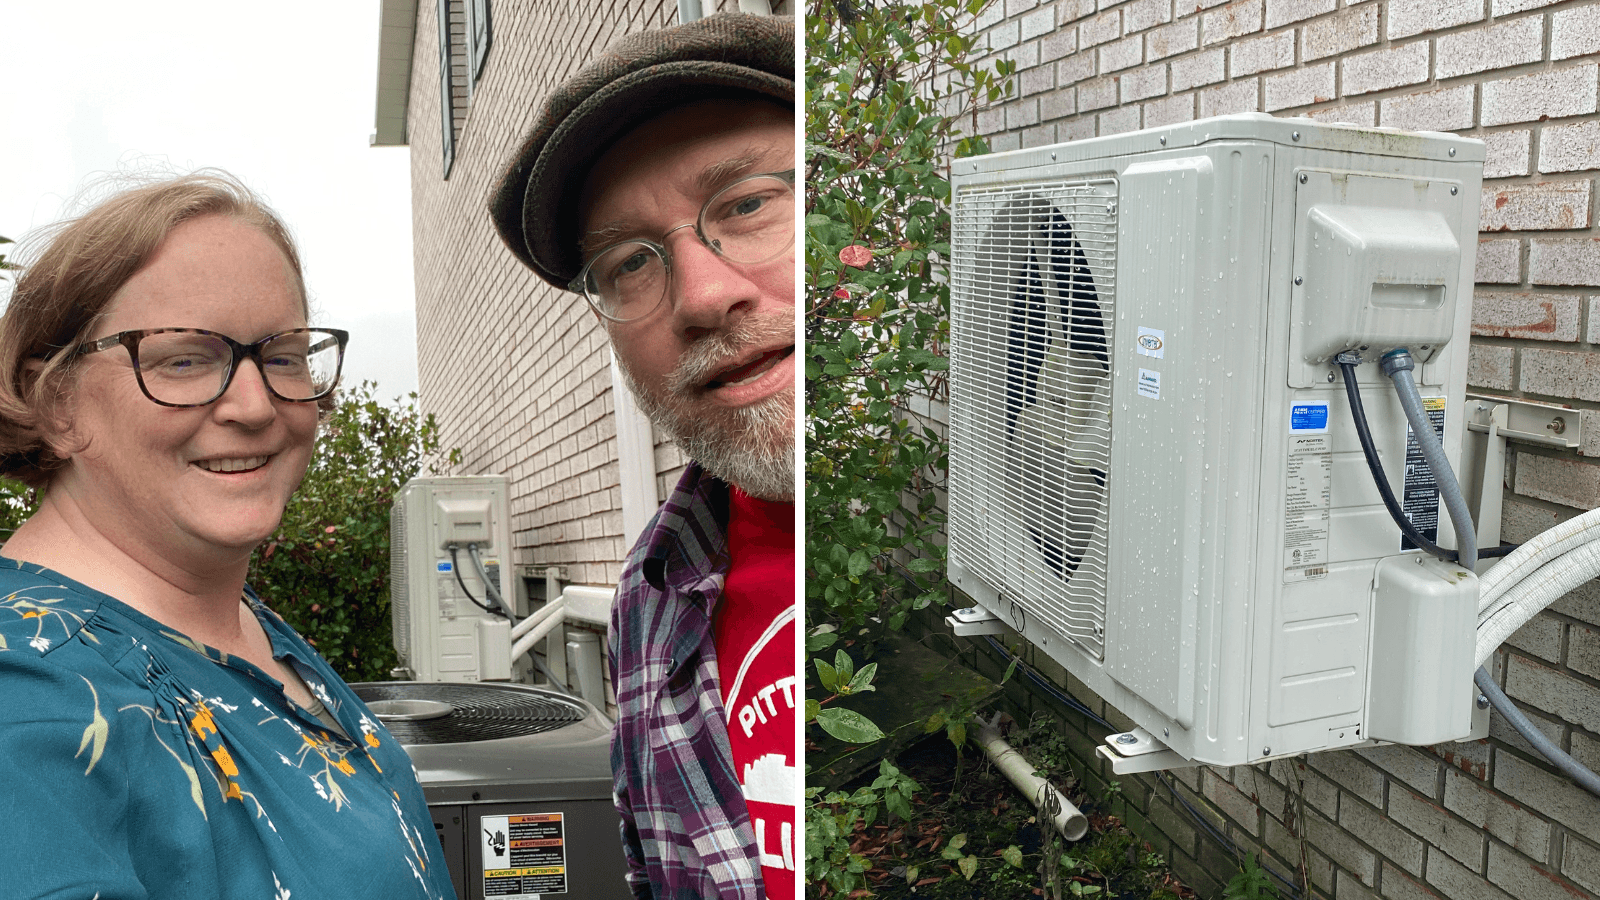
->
[949,178,1119,657]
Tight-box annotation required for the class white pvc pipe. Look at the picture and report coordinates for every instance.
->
[971,717,1088,841]
[510,596,566,641]
[511,604,567,662]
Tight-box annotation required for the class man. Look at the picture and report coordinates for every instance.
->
[488,13,796,900]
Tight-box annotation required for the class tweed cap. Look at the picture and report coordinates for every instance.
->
[489,13,795,290]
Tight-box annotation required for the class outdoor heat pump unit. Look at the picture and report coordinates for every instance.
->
[391,475,518,683]
[947,113,1488,771]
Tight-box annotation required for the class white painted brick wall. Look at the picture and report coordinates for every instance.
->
[1481,64,1600,127]
[1477,239,1523,284]
[1554,4,1600,60]
[1263,61,1334,110]
[1436,17,1544,80]
[1484,129,1532,179]
[1482,181,1594,232]
[1386,0,1483,41]
[1265,0,1332,29]
[1300,5,1378,61]
[1202,0,1264,45]
[1230,31,1294,76]
[1146,19,1199,60]
[1171,47,1227,91]
[1540,120,1600,174]
[1379,84,1474,132]
[1340,41,1430,97]
[963,0,1600,895]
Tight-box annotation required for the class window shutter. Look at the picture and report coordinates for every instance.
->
[436,0,456,178]
[468,0,491,82]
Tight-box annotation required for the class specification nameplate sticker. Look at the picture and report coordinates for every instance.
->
[482,812,568,898]
[1284,433,1332,582]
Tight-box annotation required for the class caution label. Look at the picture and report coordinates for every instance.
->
[1400,398,1447,553]
[481,812,567,897]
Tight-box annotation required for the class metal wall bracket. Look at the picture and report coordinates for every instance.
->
[1466,393,1587,452]
[1094,727,1200,774]
[946,604,1008,637]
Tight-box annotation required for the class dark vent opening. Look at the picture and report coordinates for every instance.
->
[355,682,584,744]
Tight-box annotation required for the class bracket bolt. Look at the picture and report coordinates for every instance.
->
[1550,416,1568,435]
[1476,693,1490,709]
[1115,733,1138,745]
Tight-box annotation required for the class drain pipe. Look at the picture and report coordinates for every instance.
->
[971,716,1089,841]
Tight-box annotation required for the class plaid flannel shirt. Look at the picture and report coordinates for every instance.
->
[608,463,767,899]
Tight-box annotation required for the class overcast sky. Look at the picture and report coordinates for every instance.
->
[0,2,419,402]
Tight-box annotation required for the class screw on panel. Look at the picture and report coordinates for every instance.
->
[1327,371,1336,383]
[1160,136,1167,145]
[1294,275,1303,285]
[1115,733,1138,745]
[1163,728,1170,738]
[1299,173,1308,184]
[1451,186,1459,195]
[1051,152,1057,160]
[1263,747,1271,756]
[1292,131,1300,141]
[1477,693,1490,709]
[1450,147,1457,156]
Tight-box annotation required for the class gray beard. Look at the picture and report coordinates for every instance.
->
[613,314,795,502]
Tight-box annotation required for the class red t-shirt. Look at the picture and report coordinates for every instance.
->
[713,488,797,900]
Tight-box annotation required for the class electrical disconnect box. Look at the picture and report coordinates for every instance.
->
[946,114,1486,770]
[391,475,518,683]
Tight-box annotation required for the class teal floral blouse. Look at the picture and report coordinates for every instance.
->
[0,558,456,899]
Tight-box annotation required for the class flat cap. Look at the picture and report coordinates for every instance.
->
[489,13,795,290]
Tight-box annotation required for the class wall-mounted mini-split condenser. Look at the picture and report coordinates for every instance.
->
[947,113,1487,770]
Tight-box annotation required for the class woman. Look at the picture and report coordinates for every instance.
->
[0,173,455,898]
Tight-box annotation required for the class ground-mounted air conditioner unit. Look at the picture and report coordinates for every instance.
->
[352,681,630,899]
[947,113,1488,771]
[391,475,519,683]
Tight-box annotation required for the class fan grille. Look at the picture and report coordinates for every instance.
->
[354,682,585,744]
[948,178,1119,659]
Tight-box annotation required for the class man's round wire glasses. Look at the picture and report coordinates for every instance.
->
[72,327,349,408]
[569,169,795,323]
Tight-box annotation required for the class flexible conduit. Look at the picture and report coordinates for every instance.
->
[1380,350,1478,571]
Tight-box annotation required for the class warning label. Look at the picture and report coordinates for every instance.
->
[1284,433,1332,581]
[481,812,567,897]
[1400,398,1446,553]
